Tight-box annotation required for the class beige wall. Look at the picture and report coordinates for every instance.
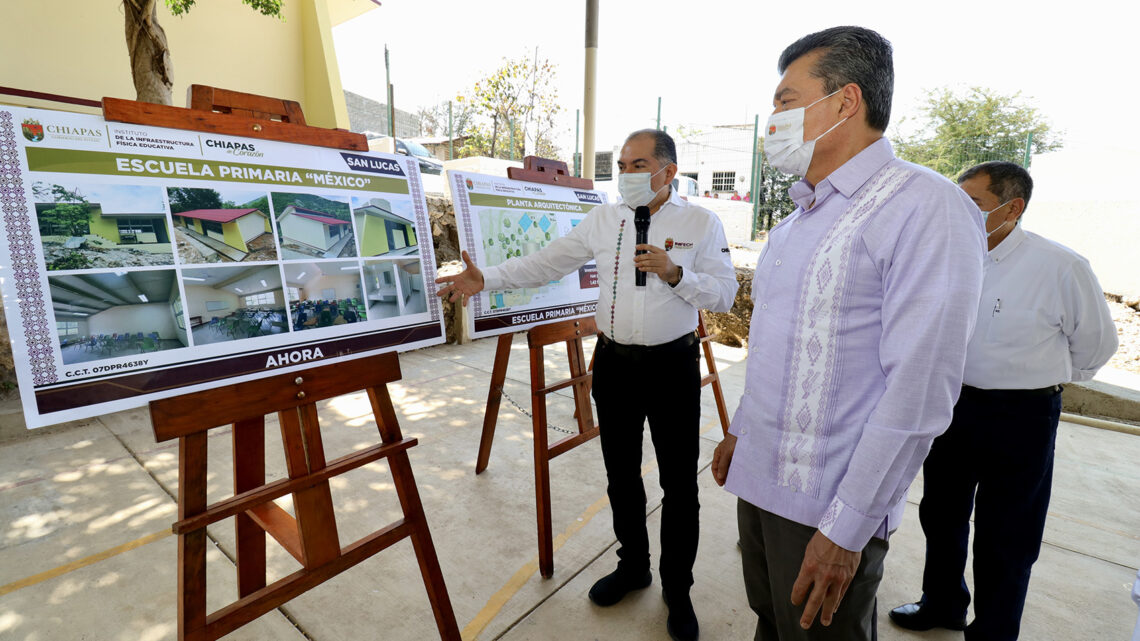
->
[183,285,240,322]
[0,0,371,128]
[302,273,360,301]
[88,303,178,340]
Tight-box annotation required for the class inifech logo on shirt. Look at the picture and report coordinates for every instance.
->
[665,237,674,251]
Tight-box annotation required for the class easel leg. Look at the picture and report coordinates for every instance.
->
[698,315,731,435]
[278,407,340,568]
[233,417,267,597]
[531,345,555,579]
[567,338,594,432]
[178,433,208,641]
[572,344,596,422]
[476,333,514,474]
[369,384,461,640]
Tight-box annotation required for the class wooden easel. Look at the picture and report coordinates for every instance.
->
[126,86,459,641]
[472,157,732,579]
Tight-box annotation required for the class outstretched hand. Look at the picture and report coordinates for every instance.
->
[434,250,485,306]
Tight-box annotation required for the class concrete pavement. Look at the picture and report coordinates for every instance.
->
[1,337,1138,640]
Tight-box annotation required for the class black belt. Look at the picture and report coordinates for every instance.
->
[596,331,698,358]
[961,384,1063,398]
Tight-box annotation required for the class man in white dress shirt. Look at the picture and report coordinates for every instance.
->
[889,161,1118,640]
[436,129,738,641]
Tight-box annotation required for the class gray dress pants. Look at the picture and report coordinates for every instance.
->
[738,498,889,640]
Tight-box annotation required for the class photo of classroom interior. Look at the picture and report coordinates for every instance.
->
[283,262,367,330]
[181,265,288,345]
[362,259,427,320]
[51,269,188,365]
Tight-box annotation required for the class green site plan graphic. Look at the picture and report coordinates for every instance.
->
[480,208,561,310]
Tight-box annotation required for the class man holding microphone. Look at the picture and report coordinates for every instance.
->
[437,129,737,641]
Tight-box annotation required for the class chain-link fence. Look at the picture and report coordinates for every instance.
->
[893,133,1034,182]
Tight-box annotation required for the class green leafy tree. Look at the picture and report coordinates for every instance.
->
[168,187,223,213]
[123,0,283,105]
[754,152,799,233]
[42,203,93,237]
[456,51,563,160]
[893,87,1062,179]
[416,100,475,139]
[33,183,93,237]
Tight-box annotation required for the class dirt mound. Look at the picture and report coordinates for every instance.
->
[703,267,754,347]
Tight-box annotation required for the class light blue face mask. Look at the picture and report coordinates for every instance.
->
[981,200,1012,238]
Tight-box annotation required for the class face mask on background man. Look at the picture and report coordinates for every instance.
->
[618,163,670,208]
[763,89,847,177]
[981,200,1013,238]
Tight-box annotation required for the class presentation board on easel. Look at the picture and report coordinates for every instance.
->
[448,170,609,339]
[0,105,445,428]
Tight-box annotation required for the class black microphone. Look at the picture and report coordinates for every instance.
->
[634,205,650,287]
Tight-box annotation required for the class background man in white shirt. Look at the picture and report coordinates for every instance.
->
[889,161,1118,640]
[436,129,738,641]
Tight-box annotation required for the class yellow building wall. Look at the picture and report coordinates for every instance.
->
[192,219,204,235]
[222,222,250,253]
[88,206,120,243]
[0,0,372,128]
[360,215,389,256]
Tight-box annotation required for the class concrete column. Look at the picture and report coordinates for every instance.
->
[582,0,598,180]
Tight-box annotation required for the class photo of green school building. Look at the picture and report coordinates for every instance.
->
[353,197,419,257]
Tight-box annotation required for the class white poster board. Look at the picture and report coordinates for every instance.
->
[449,171,608,339]
[0,106,445,428]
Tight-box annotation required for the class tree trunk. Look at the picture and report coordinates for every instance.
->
[123,0,174,105]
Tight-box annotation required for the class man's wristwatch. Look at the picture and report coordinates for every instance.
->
[669,265,683,288]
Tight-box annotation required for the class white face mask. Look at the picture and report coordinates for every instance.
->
[763,89,847,177]
[618,163,671,208]
[981,200,1013,238]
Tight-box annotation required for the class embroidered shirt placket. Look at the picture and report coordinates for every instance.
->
[776,166,913,498]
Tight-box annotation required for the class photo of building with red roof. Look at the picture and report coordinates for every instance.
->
[276,204,358,259]
[167,187,279,263]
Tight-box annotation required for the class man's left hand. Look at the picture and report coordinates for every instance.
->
[790,530,861,629]
[634,244,680,284]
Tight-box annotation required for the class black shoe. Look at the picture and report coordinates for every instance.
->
[588,568,652,606]
[663,590,700,641]
[888,602,967,631]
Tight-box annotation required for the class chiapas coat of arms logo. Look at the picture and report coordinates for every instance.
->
[21,118,44,142]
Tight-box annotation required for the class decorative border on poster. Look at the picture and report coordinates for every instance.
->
[0,111,56,386]
[451,172,484,318]
[404,159,441,322]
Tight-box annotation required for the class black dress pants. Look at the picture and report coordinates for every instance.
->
[918,385,1062,641]
[590,332,701,594]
